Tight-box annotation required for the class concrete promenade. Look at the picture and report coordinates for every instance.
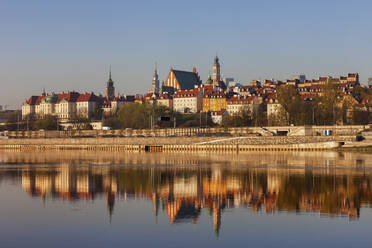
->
[0,136,350,152]
[0,125,369,152]
[0,125,369,139]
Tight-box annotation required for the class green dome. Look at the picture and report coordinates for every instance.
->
[45,94,58,103]
[205,75,213,85]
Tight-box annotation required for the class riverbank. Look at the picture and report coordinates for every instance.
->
[0,136,355,152]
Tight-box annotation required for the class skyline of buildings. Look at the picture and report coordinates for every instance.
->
[2,52,371,111]
[18,54,369,127]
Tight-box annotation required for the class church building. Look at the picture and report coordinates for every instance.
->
[162,67,202,94]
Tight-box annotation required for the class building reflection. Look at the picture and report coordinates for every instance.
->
[15,164,372,235]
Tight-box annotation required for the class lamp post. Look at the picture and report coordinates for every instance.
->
[312,106,315,125]
[333,103,335,126]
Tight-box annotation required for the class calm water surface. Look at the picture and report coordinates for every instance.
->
[1,151,372,248]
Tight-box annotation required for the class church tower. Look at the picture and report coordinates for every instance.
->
[152,63,160,94]
[212,55,221,85]
[106,67,115,100]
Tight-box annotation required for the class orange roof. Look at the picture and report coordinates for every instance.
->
[57,92,80,102]
[227,95,254,104]
[76,93,99,102]
[35,95,46,105]
[174,89,200,98]
[158,93,172,99]
[26,96,39,105]
[204,90,225,98]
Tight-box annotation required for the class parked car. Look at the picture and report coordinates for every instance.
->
[102,126,112,130]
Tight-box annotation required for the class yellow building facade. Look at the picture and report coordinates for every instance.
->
[202,91,226,112]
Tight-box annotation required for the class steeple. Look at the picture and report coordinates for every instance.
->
[159,80,164,94]
[152,62,160,94]
[107,66,114,87]
[214,55,219,65]
[109,65,112,81]
[105,66,115,100]
[213,55,221,84]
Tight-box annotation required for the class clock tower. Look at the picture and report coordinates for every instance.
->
[106,67,115,100]
[213,55,221,85]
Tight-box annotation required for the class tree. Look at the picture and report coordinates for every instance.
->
[92,105,103,121]
[104,117,122,129]
[33,115,58,130]
[319,81,340,125]
[70,116,91,130]
[5,110,22,131]
[223,107,253,127]
[352,108,370,125]
[276,85,303,125]
[117,103,171,129]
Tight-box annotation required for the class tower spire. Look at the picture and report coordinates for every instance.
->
[106,65,115,100]
[152,62,160,94]
[109,65,112,80]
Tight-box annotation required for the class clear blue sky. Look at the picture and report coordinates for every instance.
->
[1,0,372,108]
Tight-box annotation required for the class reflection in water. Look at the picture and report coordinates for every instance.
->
[1,149,372,236]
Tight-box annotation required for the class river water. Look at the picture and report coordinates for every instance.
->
[1,150,372,247]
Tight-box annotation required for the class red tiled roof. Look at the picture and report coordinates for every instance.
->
[76,93,98,102]
[204,90,225,98]
[35,95,46,105]
[159,93,172,100]
[57,92,80,103]
[174,89,200,98]
[26,96,39,105]
[227,96,254,105]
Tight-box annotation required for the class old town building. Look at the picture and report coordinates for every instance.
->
[202,90,226,113]
[55,92,80,120]
[173,88,202,113]
[76,93,100,118]
[226,95,257,115]
[157,93,173,109]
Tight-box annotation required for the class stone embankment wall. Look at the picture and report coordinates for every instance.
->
[0,136,352,152]
[0,125,369,139]
[0,136,353,146]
